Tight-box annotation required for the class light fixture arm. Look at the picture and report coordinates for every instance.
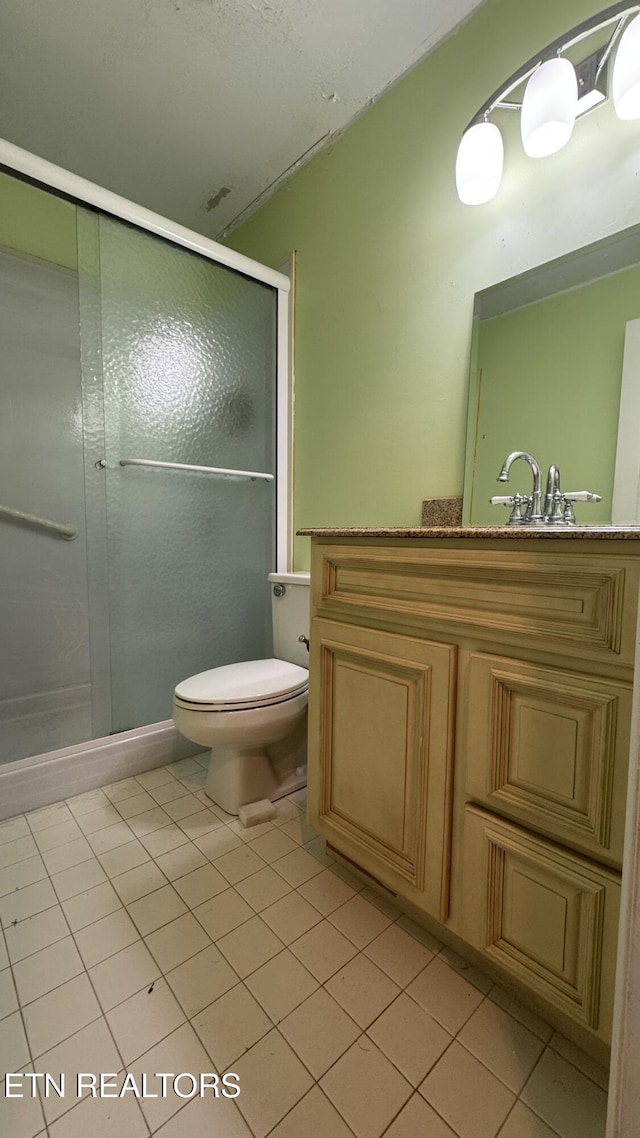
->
[465,0,640,131]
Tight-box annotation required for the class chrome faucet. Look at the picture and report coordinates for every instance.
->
[491,452,602,525]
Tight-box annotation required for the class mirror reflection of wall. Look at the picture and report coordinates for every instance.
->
[463,226,640,527]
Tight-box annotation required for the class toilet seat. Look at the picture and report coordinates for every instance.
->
[174,658,309,713]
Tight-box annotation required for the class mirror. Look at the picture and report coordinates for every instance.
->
[462,223,640,526]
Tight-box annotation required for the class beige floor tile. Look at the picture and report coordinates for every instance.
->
[0,878,57,927]
[290,918,358,981]
[126,1022,215,1130]
[113,790,157,819]
[76,804,122,835]
[0,854,47,898]
[154,842,208,881]
[420,1041,515,1138]
[37,1016,123,1125]
[549,1031,610,1092]
[0,967,18,1019]
[395,914,444,954]
[235,866,292,912]
[330,861,366,891]
[193,888,254,941]
[192,982,272,1069]
[23,973,101,1058]
[151,1094,252,1137]
[0,1010,30,1073]
[127,806,172,836]
[139,824,190,858]
[248,829,298,863]
[498,1101,562,1138]
[102,777,141,803]
[326,953,400,1028]
[127,884,188,935]
[179,771,207,791]
[66,788,109,817]
[106,977,186,1064]
[148,779,192,805]
[162,793,204,821]
[320,1036,412,1138]
[195,827,243,860]
[233,1028,313,1138]
[298,867,357,915]
[177,809,223,839]
[215,844,266,885]
[73,908,139,968]
[34,819,83,852]
[521,1047,608,1138]
[89,939,161,1011]
[97,838,151,879]
[368,992,452,1085]
[5,905,70,963]
[169,757,203,778]
[166,943,238,1017]
[41,836,94,874]
[26,802,73,833]
[272,846,327,886]
[245,948,318,1023]
[51,858,107,901]
[360,885,401,920]
[228,818,276,842]
[271,799,302,826]
[87,821,135,855]
[278,813,319,846]
[407,956,485,1034]
[47,1090,147,1138]
[0,815,29,844]
[145,912,212,972]
[328,893,392,949]
[173,862,228,907]
[458,998,546,1093]
[62,881,122,932]
[0,938,7,969]
[112,861,167,904]
[260,889,321,943]
[280,987,360,1077]
[364,922,434,987]
[135,767,177,790]
[0,1070,47,1138]
[438,945,494,994]
[304,834,335,866]
[13,936,84,1005]
[0,834,39,868]
[217,914,284,978]
[383,1093,457,1138]
[269,1085,354,1138]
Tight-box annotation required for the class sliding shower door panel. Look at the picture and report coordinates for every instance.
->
[99,219,276,732]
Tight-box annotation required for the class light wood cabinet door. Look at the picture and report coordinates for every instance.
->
[463,652,631,867]
[462,805,620,1041]
[307,618,456,921]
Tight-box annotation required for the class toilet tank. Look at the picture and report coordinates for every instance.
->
[268,572,310,669]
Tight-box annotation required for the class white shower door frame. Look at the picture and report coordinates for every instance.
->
[0,137,293,573]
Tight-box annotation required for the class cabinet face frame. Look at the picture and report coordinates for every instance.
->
[307,618,456,922]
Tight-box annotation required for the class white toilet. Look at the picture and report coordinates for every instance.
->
[172,572,310,815]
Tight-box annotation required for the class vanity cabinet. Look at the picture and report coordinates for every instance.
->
[304,532,640,1049]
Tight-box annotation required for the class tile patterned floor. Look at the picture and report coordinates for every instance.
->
[0,755,609,1138]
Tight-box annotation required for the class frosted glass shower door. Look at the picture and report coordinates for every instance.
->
[98,217,277,732]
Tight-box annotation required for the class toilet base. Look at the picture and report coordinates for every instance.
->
[205,745,279,816]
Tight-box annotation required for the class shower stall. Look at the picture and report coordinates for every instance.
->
[0,149,290,785]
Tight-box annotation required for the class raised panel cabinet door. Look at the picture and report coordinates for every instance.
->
[464,652,631,867]
[307,618,456,921]
[462,805,620,1042]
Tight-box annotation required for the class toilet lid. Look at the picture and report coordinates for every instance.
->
[174,658,309,707]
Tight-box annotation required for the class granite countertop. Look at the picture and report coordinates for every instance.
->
[297,526,640,540]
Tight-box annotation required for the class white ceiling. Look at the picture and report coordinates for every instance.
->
[0,0,486,238]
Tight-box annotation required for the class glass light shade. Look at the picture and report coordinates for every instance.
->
[521,58,578,157]
[613,13,640,120]
[455,122,504,205]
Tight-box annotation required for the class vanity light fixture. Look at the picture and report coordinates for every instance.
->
[456,1,640,204]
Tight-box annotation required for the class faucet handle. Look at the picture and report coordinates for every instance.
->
[490,493,530,524]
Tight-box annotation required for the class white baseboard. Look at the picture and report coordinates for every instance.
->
[0,721,199,820]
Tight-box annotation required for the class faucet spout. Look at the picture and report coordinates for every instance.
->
[497,451,544,522]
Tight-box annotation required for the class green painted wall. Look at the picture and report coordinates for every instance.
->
[227,0,640,568]
[467,264,640,525]
[0,170,77,269]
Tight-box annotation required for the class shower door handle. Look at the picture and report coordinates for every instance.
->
[0,501,77,540]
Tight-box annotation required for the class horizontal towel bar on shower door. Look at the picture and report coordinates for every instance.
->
[119,458,274,482]
[0,501,77,539]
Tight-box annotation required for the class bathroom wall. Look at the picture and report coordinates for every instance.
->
[225,0,640,569]
[0,169,77,268]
